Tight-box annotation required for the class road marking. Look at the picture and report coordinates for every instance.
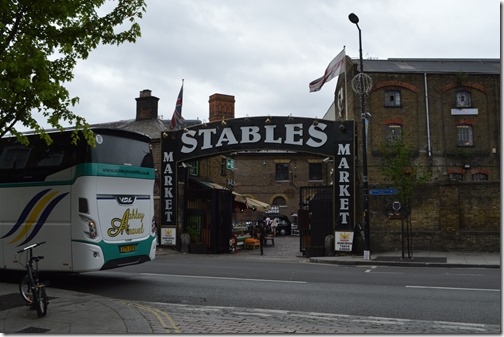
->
[443,273,484,276]
[364,266,377,273]
[125,301,181,333]
[141,273,307,284]
[234,311,272,317]
[406,285,500,292]
[353,319,405,325]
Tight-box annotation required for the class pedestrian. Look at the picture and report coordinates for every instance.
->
[265,215,271,227]
[258,220,265,255]
[270,217,279,236]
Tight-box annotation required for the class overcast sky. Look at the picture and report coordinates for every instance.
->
[57,0,500,128]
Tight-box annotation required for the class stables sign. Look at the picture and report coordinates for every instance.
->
[161,117,355,241]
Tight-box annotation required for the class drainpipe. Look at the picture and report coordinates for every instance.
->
[424,73,432,159]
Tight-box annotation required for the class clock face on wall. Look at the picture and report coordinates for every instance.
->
[456,91,471,108]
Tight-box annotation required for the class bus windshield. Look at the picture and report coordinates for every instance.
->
[91,133,153,168]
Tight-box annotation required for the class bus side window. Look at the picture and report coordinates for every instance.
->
[0,145,31,169]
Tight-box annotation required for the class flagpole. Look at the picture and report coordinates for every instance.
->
[344,47,348,120]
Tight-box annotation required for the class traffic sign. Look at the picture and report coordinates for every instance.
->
[369,188,398,196]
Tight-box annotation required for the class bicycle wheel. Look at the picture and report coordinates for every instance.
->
[35,285,48,318]
[19,276,33,304]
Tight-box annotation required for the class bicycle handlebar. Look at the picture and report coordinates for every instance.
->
[16,241,46,254]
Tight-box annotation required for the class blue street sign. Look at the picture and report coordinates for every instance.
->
[369,188,398,196]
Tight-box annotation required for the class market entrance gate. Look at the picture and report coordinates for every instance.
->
[160,116,356,253]
[299,186,334,257]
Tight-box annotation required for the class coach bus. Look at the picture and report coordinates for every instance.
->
[0,128,157,272]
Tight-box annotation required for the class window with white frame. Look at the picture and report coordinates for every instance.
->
[384,90,401,107]
[456,124,473,146]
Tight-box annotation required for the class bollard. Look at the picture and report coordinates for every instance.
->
[180,233,190,253]
[325,235,335,256]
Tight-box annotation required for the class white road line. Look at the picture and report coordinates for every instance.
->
[141,272,307,284]
[406,285,500,292]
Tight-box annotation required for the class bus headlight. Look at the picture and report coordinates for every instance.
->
[84,219,98,239]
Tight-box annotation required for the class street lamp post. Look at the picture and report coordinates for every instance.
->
[349,13,371,260]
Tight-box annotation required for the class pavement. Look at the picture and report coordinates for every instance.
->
[0,236,500,334]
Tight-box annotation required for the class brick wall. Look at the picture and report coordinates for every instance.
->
[368,181,500,252]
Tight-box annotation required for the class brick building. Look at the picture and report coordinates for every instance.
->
[328,58,500,252]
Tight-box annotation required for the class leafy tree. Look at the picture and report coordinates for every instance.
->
[0,0,146,145]
[381,137,429,214]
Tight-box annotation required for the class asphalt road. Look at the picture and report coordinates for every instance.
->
[45,252,500,326]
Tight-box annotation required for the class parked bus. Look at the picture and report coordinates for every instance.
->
[0,128,157,272]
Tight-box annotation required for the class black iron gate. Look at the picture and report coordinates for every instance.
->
[299,186,333,257]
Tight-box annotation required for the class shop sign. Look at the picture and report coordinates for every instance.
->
[161,227,176,246]
[335,231,354,251]
[161,117,355,231]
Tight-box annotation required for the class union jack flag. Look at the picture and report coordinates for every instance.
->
[171,81,185,129]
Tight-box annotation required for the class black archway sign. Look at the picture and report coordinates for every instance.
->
[160,116,355,246]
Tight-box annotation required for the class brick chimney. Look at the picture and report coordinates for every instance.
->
[209,93,235,122]
[135,89,160,121]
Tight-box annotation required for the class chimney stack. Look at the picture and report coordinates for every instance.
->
[136,89,160,121]
[209,93,235,122]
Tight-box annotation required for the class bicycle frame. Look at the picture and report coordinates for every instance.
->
[16,242,48,317]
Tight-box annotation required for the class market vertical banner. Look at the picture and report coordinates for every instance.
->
[334,131,355,251]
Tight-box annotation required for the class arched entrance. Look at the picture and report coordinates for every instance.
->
[160,116,355,254]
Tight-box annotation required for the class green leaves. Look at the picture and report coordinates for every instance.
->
[380,138,430,211]
[0,0,146,144]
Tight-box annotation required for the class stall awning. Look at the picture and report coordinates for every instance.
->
[190,178,270,212]
[191,178,229,190]
[234,193,270,212]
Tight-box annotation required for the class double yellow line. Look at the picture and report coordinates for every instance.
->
[125,301,181,333]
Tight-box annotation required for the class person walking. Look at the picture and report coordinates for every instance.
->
[258,220,265,255]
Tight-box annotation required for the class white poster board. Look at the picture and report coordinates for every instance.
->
[335,231,354,251]
[161,227,177,246]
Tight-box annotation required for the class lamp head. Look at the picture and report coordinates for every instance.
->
[348,13,359,24]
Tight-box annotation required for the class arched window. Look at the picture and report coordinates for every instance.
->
[472,173,488,181]
[385,124,402,142]
[272,196,286,206]
[449,173,463,181]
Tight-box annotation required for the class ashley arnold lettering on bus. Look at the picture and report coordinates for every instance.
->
[108,208,145,237]
[180,123,329,154]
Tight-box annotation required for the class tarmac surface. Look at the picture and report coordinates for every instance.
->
[0,236,500,334]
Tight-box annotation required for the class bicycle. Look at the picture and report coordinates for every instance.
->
[15,241,49,317]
